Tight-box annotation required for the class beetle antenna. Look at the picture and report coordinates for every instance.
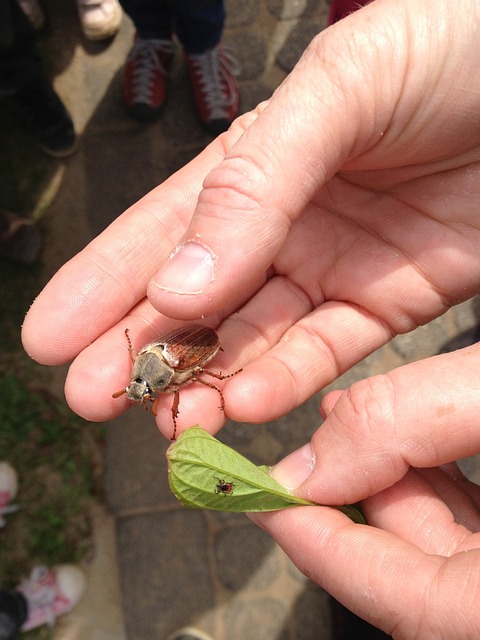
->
[112,388,127,399]
[124,328,135,363]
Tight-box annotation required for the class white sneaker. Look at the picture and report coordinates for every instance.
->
[76,0,122,41]
[18,565,87,632]
[0,461,18,527]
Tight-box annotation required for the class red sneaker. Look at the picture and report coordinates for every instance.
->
[123,37,175,121]
[185,43,240,136]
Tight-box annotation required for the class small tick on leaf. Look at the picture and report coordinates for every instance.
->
[215,478,235,495]
[112,324,242,440]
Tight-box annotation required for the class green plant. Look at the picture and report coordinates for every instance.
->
[0,372,103,588]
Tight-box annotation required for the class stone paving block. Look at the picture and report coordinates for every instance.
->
[228,32,268,81]
[83,69,140,135]
[276,17,328,73]
[167,147,210,176]
[219,420,286,467]
[390,300,479,361]
[223,595,291,639]
[80,128,167,236]
[105,412,175,513]
[36,156,95,273]
[116,510,214,639]
[293,585,334,640]
[214,523,276,591]
[225,0,260,28]
[268,0,330,20]
[216,540,333,640]
[219,396,321,464]
[238,80,275,112]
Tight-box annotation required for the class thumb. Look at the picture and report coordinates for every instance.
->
[269,346,480,505]
[147,0,406,319]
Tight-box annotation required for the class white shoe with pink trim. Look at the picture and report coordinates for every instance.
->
[18,565,86,632]
[0,461,18,527]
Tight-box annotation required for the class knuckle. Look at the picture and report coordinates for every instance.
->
[343,374,398,444]
[202,153,270,214]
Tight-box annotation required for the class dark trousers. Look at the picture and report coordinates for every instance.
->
[0,0,42,95]
[119,0,225,53]
[0,591,27,640]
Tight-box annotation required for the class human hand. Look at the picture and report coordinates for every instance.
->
[251,347,480,638]
[22,0,480,439]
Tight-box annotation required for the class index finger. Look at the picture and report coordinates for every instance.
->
[21,123,248,365]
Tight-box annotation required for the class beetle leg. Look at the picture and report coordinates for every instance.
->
[171,389,181,418]
[199,367,243,381]
[170,389,180,441]
[151,396,160,416]
[193,366,242,412]
[193,377,226,412]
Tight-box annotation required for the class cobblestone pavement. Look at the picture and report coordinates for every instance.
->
[12,1,480,639]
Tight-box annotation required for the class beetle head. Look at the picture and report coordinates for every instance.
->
[125,378,153,403]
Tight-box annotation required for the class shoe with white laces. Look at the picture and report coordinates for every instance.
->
[0,462,18,527]
[18,565,86,632]
[122,37,175,121]
[184,43,240,136]
[76,0,122,41]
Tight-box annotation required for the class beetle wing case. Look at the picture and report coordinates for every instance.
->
[157,324,220,370]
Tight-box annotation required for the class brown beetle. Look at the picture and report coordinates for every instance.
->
[112,324,242,440]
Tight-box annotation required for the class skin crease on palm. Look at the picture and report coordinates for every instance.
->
[20,0,480,637]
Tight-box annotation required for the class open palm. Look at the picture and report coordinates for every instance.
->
[22,0,480,441]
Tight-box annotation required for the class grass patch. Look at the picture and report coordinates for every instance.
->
[0,366,104,639]
[0,22,106,638]
[0,227,104,640]
[0,373,103,587]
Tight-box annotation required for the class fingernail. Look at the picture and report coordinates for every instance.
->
[153,241,215,294]
[269,443,315,491]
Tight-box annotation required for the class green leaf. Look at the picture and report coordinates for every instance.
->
[167,426,366,523]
